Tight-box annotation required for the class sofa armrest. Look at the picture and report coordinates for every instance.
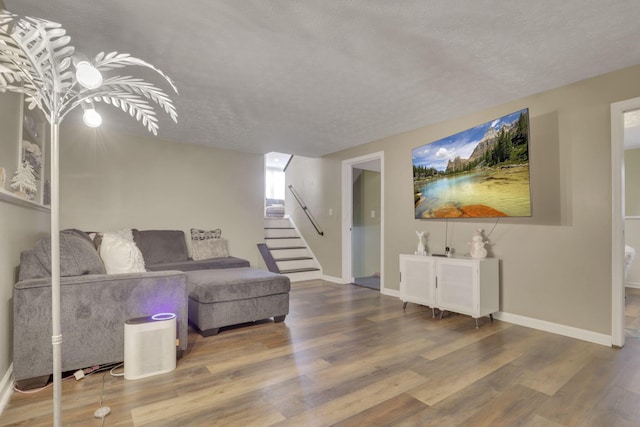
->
[13,271,188,382]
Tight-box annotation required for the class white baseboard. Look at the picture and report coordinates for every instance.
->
[625,282,640,289]
[0,364,13,416]
[381,287,399,298]
[494,312,612,347]
[322,275,348,284]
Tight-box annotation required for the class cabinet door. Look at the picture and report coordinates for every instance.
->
[436,260,477,316]
[400,255,435,306]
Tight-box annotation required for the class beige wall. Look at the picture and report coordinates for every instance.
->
[288,64,640,335]
[0,92,21,184]
[285,155,342,277]
[58,125,266,268]
[0,90,50,388]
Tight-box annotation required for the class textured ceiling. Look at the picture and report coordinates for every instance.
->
[4,1,640,157]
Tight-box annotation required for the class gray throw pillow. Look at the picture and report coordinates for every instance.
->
[132,229,189,265]
[34,230,106,277]
[18,250,50,281]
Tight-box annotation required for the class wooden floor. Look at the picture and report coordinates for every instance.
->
[4,281,640,426]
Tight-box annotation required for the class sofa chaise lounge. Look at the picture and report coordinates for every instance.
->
[132,230,290,336]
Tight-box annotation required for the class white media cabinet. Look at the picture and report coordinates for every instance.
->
[399,254,499,327]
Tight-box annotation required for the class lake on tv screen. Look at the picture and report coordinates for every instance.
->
[414,165,531,218]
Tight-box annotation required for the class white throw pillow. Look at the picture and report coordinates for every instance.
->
[99,233,146,274]
[112,228,135,242]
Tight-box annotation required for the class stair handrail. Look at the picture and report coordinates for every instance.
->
[288,185,324,236]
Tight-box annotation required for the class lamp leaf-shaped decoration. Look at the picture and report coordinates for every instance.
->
[0,9,178,426]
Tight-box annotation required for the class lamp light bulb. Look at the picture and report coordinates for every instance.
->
[75,61,103,89]
[83,107,102,128]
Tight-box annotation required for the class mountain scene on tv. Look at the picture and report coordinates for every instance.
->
[413,108,531,218]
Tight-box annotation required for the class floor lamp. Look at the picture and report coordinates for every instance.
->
[0,10,178,426]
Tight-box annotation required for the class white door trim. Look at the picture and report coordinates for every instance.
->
[342,151,385,291]
[611,97,640,347]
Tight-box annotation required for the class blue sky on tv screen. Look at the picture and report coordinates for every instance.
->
[412,108,528,172]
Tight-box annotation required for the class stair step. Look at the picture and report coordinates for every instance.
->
[277,258,317,271]
[284,269,322,282]
[260,217,321,283]
[265,228,298,238]
[269,247,310,258]
[274,256,313,262]
[265,237,303,248]
[279,267,321,274]
[268,246,307,250]
[264,218,292,228]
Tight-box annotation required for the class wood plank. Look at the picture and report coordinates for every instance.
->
[131,357,327,425]
[332,393,428,427]
[409,347,522,406]
[461,384,549,426]
[517,339,599,395]
[272,370,427,427]
[205,332,350,374]
[420,319,512,360]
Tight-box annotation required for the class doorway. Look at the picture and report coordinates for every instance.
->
[264,152,291,214]
[352,165,381,290]
[342,152,384,292]
[611,98,640,347]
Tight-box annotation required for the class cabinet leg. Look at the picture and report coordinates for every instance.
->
[403,301,408,311]
[431,307,435,318]
[475,318,479,329]
[490,313,494,323]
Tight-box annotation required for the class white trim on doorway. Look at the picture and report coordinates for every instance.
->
[341,151,385,293]
[611,97,640,348]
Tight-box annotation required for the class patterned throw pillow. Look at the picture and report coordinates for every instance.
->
[190,228,226,260]
[191,238,228,260]
[191,228,222,241]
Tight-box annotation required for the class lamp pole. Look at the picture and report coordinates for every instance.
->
[50,120,61,426]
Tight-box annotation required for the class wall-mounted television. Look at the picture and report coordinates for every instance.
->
[413,108,531,219]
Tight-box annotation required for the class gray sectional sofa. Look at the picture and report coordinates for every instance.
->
[13,228,290,388]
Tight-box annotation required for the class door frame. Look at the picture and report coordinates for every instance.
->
[611,97,640,347]
[342,151,384,291]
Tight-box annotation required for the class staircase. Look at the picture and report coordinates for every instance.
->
[259,217,321,282]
